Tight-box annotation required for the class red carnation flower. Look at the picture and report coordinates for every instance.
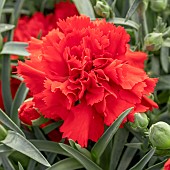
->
[164,159,170,170]
[17,16,158,147]
[18,99,41,125]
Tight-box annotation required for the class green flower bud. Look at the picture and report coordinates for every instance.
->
[144,33,163,51]
[149,122,170,149]
[94,0,112,19]
[130,113,149,131]
[150,0,168,12]
[0,124,7,141]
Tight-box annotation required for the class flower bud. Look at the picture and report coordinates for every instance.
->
[149,121,170,149]
[130,113,149,131]
[18,98,41,126]
[144,33,163,51]
[94,0,112,19]
[0,124,7,141]
[150,0,168,12]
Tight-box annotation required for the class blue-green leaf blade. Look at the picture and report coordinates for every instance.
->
[72,0,95,18]
[125,0,142,21]
[47,158,83,170]
[160,47,169,73]
[146,159,167,170]
[0,0,6,18]
[109,17,139,30]
[92,107,133,160]
[130,148,156,170]
[109,128,129,170]
[30,140,70,156]
[1,56,12,114]
[156,75,170,90]
[60,143,102,170]
[1,131,51,167]
[18,162,24,170]
[1,41,29,56]
[10,82,29,126]
[0,24,15,33]
[0,109,25,137]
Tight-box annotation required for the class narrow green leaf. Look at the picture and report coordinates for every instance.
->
[10,82,29,126]
[130,148,156,170]
[117,137,138,170]
[1,154,15,170]
[47,153,57,164]
[2,8,30,15]
[32,116,49,126]
[13,0,25,24]
[30,140,70,156]
[0,144,12,153]
[125,0,142,21]
[47,158,83,170]
[163,38,170,48]
[92,107,133,160]
[0,109,25,137]
[42,121,63,134]
[72,0,95,18]
[18,162,24,170]
[146,159,167,170]
[0,0,6,18]
[1,56,12,114]
[1,131,51,167]
[60,143,102,170]
[0,24,15,33]
[27,159,37,170]
[156,75,170,90]
[9,151,30,168]
[151,55,160,76]
[160,47,169,73]
[125,142,143,150]
[33,127,46,140]
[1,41,29,56]
[109,17,139,30]
[109,128,129,170]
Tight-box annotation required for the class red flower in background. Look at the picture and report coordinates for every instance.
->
[18,16,158,147]
[164,159,170,170]
[14,1,79,42]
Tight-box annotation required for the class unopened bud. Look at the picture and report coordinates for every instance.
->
[149,122,170,149]
[150,0,168,12]
[130,113,149,131]
[94,0,112,19]
[18,98,41,126]
[144,33,163,51]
